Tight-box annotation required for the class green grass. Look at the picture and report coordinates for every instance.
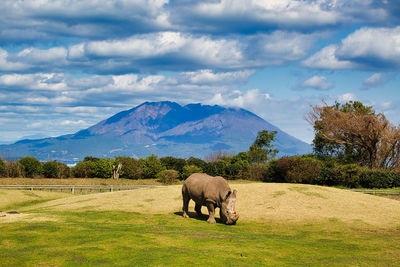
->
[1,210,400,266]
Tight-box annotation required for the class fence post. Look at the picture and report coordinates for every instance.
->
[71,187,75,194]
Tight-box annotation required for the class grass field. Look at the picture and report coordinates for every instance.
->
[1,183,400,266]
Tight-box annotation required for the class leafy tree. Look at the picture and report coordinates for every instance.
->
[160,156,187,174]
[309,101,375,163]
[57,162,70,178]
[186,157,208,171]
[182,165,202,179]
[4,161,24,177]
[72,160,96,178]
[205,160,228,177]
[94,158,113,178]
[157,169,179,184]
[308,101,400,169]
[115,157,143,179]
[43,161,70,178]
[0,158,5,177]
[248,130,279,163]
[83,156,100,162]
[43,161,58,178]
[18,156,43,178]
[140,154,165,179]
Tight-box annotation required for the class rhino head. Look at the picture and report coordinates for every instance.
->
[220,189,239,225]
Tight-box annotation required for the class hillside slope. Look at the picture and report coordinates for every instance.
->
[21,183,400,229]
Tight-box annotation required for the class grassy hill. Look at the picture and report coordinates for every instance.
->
[1,183,400,265]
[17,183,400,229]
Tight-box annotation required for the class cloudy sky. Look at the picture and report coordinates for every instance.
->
[0,0,399,144]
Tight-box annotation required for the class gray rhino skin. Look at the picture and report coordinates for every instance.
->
[182,173,239,224]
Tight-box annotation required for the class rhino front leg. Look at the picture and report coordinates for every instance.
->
[206,202,216,224]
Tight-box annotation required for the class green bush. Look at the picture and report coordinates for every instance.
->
[43,161,70,178]
[140,154,165,179]
[94,158,113,178]
[274,156,321,184]
[157,169,179,184]
[182,165,202,179]
[18,156,43,178]
[4,161,24,177]
[43,161,58,178]
[160,157,187,174]
[222,156,250,179]
[205,161,228,177]
[359,169,395,189]
[116,157,143,179]
[186,157,208,171]
[330,164,361,188]
[248,163,269,181]
[72,160,96,178]
[274,156,291,182]
[393,170,400,188]
[0,158,5,177]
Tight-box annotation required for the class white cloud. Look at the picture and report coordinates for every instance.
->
[337,26,400,67]
[84,32,245,68]
[194,0,338,27]
[300,75,333,90]
[339,93,357,102]
[26,95,74,104]
[207,89,267,108]
[361,73,386,90]
[0,48,29,71]
[60,120,88,126]
[302,45,358,69]
[16,47,67,64]
[303,26,400,70]
[184,69,255,85]
[0,73,67,91]
[27,122,43,129]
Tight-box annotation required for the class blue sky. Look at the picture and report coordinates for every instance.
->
[0,0,399,144]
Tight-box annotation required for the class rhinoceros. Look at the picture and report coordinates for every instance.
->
[182,173,239,225]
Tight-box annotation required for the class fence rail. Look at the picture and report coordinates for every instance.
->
[0,185,159,194]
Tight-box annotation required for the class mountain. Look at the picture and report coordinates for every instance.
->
[0,101,311,163]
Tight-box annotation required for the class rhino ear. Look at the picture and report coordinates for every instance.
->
[231,189,237,199]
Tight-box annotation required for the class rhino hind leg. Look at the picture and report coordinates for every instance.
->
[206,202,216,224]
[195,203,203,217]
[182,187,190,218]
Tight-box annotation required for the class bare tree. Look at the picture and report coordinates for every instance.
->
[205,150,233,163]
[112,162,122,179]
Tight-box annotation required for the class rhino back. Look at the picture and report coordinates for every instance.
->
[184,173,231,206]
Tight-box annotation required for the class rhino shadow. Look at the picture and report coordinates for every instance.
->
[174,211,224,224]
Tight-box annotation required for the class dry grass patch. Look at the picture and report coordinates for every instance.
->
[0,211,59,223]
[0,189,71,210]
[26,183,400,229]
[0,190,70,224]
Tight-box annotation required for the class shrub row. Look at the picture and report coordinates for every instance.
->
[1,154,399,188]
[255,156,400,189]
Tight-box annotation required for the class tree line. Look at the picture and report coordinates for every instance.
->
[1,101,400,188]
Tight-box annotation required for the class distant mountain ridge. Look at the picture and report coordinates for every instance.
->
[0,101,311,163]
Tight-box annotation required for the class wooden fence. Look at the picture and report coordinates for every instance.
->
[0,185,399,196]
[0,185,159,194]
